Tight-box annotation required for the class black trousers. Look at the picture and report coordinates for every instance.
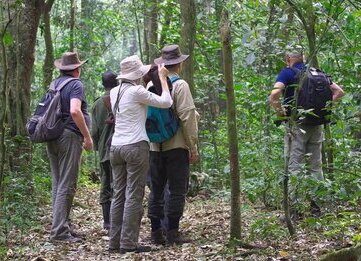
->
[148,148,189,229]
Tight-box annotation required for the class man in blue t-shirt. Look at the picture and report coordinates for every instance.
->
[269,52,344,218]
[47,52,93,242]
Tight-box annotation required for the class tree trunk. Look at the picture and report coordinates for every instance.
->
[220,10,241,241]
[179,0,196,94]
[70,0,76,51]
[148,0,158,63]
[132,0,142,59]
[304,0,319,67]
[42,0,55,89]
[0,3,13,200]
[4,0,44,185]
[143,1,149,64]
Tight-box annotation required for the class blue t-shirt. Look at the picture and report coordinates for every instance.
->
[275,62,305,85]
[275,62,305,113]
[53,75,90,137]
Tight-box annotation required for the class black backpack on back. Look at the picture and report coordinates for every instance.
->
[26,78,76,143]
[290,67,333,126]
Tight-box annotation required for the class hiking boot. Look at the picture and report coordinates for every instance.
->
[51,235,83,243]
[310,200,322,217]
[166,229,190,245]
[151,229,166,245]
[120,245,152,254]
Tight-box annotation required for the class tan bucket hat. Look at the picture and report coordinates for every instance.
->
[54,52,87,70]
[154,45,189,66]
[117,55,151,80]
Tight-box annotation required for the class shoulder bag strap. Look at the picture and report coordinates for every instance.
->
[112,82,131,116]
[50,77,77,92]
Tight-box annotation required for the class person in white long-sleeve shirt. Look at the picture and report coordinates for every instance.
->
[108,55,172,254]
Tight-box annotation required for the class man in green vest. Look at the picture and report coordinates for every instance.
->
[91,71,118,231]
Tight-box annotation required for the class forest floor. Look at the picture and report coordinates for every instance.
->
[4,184,358,261]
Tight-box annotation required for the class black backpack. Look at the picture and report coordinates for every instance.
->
[26,78,77,143]
[290,67,333,125]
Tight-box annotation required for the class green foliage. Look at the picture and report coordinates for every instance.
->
[250,214,288,240]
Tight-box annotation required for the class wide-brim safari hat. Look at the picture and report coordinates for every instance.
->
[116,55,151,81]
[154,44,189,66]
[54,52,87,70]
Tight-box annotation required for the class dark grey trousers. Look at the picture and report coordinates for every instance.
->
[47,129,83,239]
[109,141,149,250]
[99,160,112,204]
[285,124,324,204]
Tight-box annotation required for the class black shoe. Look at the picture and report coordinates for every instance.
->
[51,235,83,243]
[120,245,152,254]
[166,229,190,245]
[151,229,166,245]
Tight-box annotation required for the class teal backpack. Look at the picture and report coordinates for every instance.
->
[146,76,180,143]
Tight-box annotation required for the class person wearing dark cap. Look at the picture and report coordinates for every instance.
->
[147,44,200,245]
[91,71,118,231]
[47,52,93,242]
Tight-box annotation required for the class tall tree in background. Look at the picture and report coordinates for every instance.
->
[70,0,76,51]
[220,9,241,241]
[0,1,14,199]
[42,0,56,89]
[179,0,196,94]
[0,0,44,193]
[143,0,158,64]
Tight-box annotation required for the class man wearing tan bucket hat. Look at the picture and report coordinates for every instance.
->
[108,55,173,253]
[147,45,199,245]
[47,52,93,242]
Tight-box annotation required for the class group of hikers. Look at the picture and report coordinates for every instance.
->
[43,45,346,253]
[46,44,198,253]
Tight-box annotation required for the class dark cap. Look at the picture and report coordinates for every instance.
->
[102,71,118,89]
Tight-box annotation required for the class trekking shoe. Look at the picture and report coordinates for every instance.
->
[51,235,83,243]
[310,201,322,217]
[151,229,166,245]
[120,245,152,254]
[166,229,190,245]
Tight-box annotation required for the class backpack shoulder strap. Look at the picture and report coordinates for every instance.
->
[112,83,131,115]
[50,77,77,92]
[170,76,180,84]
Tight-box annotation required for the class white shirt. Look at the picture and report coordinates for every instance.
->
[110,82,172,146]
